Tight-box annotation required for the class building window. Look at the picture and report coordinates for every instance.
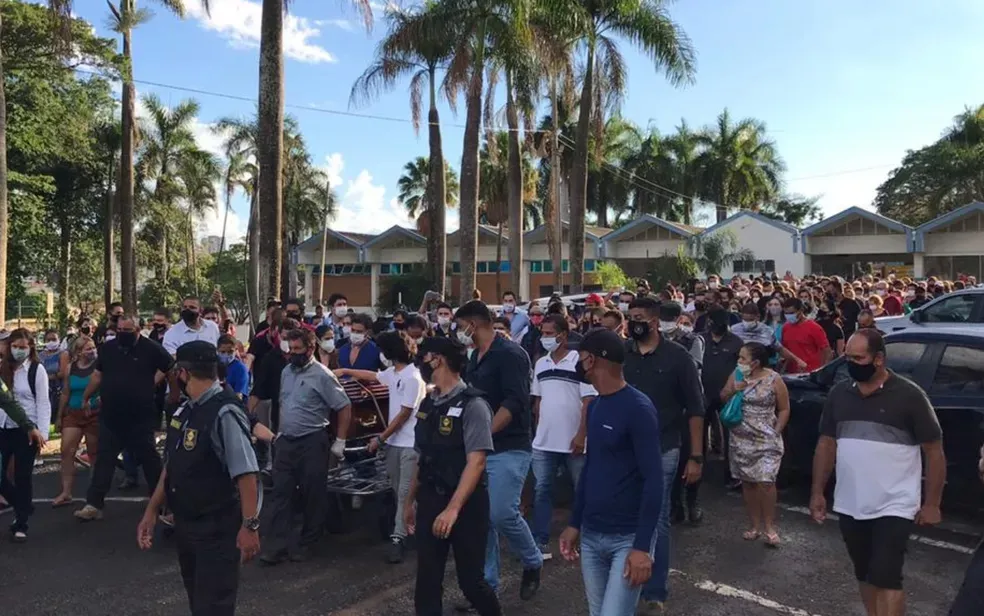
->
[477,262,488,274]
[451,262,461,274]
[530,260,555,273]
[316,263,367,276]
[380,263,391,275]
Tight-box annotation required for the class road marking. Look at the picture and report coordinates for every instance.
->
[693,580,826,616]
[1,496,149,516]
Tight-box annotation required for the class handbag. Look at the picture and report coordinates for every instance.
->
[721,368,750,429]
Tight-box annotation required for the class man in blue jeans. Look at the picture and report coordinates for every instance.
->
[456,301,543,603]
[559,329,663,616]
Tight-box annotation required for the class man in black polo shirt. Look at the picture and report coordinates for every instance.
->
[826,279,862,337]
[700,307,743,492]
[624,296,704,614]
[75,315,173,521]
[455,301,542,602]
[248,318,297,471]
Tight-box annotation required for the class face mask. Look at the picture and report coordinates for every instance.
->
[618,302,629,313]
[104,333,116,342]
[393,322,406,330]
[629,321,650,341]
[679,325,693,334]
[466,347,475,360]
[180,309,199,325]
[905,291,915,300]
[437,316,451,327]
[44,341,60,352]
[83,349,97,362]
[279,339,290,353]
[177,372,189,396]
[419,359,437,383]
[10,348,29,363]
[349,332,365,346]
[737,363,752,377]
[751,295,761,302]
[289,353,309,368]
[379,352,393,368]
[709,282,719,290]
[152,323,166,331]
[342,326,353,337]
[457,330,474,346]
[876,290,886,297]
[658,320,677,333]
[502,302,516,313]
[711,322,729,335]
[540,336,559,352]
[869,304,878,311]
[319,339,335,353]
[847,360,877,383]
[414,337,424,346]
[286,311,302,321]
[80,326,92,336]
[117,331,137,347]
[743,320,759,330]
[334,306,348,318]
[768,305,782,317]
[530,315,543,326]
[110,314,121,323]
[575,357,590,382]
[784,313,799,324]
[218,352,235,366]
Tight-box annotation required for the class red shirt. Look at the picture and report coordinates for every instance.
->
[882,295,903,316]
[780,318,830,372]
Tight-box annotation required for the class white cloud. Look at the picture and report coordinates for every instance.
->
[198,204,248,245]
[321,152,417,234]
[185,0,336,64]
[318,18,354,32]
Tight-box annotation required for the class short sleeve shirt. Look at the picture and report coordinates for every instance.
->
[820,372,942,520]
[96,337,173,419]
[162,319,221,355]
[531,350,596,453]
[779,318,829,371]
[376,364,426,448]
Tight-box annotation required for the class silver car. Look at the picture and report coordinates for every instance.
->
[876,287,984,332]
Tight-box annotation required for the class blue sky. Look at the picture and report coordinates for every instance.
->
[73,0,984,240]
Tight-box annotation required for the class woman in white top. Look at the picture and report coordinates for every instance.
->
[0,328,51,542]
[335,330,425,564]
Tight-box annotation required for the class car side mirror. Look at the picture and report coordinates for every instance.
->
[910,310,922,324]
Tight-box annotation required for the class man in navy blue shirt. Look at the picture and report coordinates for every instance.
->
[560,329,663,616]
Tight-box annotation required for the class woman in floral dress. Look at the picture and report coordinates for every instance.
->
[721,341,791,547]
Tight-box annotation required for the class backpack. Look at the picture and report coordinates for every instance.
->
[27,361,40,400]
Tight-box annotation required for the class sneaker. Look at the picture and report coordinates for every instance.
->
[519,566,541,601]
[386,537,405,564]
[74,504,103,521]
[453,602,478,613]
[11,530,27,543]
[74,451,91,467]
[259,550,289,566]
[538,543,553,561]
[290,546,311,562]
[118,477,139,491]
[669,506,686,526]
[637,599,666,615]
[687,506,704,526]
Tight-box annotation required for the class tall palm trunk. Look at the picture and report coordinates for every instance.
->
[494,222,503,299]
[104,155,117,307]
[549,78,562,293]
[258,0,285,301]
[458,31,486,303]
[247,184,261,324]
[0,12,10,324]
[569,42,594,294]
[427,67,447,295]
[504,70,523,298]
[187,208,199,296]
[58,210,72,313]
[119,6,137,314]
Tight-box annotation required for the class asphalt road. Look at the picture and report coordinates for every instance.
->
[0,460,979,616]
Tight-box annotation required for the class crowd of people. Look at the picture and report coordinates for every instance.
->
[0,270,980,616]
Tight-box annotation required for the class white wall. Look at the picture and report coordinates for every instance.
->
[805,234,908,256]
[373,246,427,263]
[704,216,804,278]
[525,241,600,261]
[607,239,686,259]
[296,246,359,266]
[923,231,984,256]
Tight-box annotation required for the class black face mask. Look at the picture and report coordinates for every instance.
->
[80,326,92,336]
[286,311,302,321]
[710,322,729,336]
[694,301,707,313]
[117,331,137,348]
[176,371,189,396]
[289,352,309,368]
[110,314,121,323]
[180,309,199,325]
[393,322,406,330]
[628,321,650,341]
[419,359,437,383]
[847,360,877,383]
[574,360,587,382]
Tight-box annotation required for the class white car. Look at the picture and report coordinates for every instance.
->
[876,287,984,332]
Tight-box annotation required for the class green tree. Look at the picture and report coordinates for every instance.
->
[178,149,221,296]
[396,156,459,220]
[695,229,753,276]
[567,0,696,292]
[760,194,822,227]
[594,260,629,291]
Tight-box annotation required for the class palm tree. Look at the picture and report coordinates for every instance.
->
[351,4,453,292]
[586,115,639,227]
[396,156,459,220]
[259,0,372,304]
[567,0,695,292]
[696,108,784,222]
[284,158,337,302]
[178,149,221,295]
[95,121,122,307]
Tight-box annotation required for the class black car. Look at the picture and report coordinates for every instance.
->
[782,327,984,510]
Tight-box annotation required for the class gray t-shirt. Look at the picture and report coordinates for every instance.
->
[172,383,259,479]
[426,380,494,454]
[279,359,351,438]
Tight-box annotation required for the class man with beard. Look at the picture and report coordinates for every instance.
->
[74,316,173,521]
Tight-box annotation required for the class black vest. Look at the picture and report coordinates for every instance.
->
[164,385,245,520]
[414,386,485,494]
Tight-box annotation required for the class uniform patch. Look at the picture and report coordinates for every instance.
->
[439,416,453,436]
[416,411,429,420]
[169,419,182,430]
[183,428,198,451]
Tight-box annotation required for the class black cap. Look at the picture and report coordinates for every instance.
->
[175,340,219,364]
[578,328,625,364]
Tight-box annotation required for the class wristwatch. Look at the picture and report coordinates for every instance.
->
[689,454,704,464]
[243,516,260,532]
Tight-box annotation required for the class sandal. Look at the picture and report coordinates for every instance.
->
[742,530,761,541]
[52,495,74,508]
[764,531,781,548]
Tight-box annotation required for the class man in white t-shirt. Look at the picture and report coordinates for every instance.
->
[530,314,596,560]
[162,296,221,356]
[335,330,425,565]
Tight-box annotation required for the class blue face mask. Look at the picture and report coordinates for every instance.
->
[218,352,234,366]
[784,313,799,324]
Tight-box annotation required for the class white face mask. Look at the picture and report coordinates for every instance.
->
[869,303,878,311]
[876,289,886,297]
[618,302,629,313]
[44,341,60,352]
[334,306,348,318]
[658,320,678,333]
[540,336,559,352]
[437,316,451,327]
[104,334,116,342]
[679,325,694,334]
[342,325,353,337]
[737,362,752,376]
[319,339,335,353]
[466,347,475,360]
[415,337,424,345]
[502,302,516,313]
[709,282,719,290]
[457,331,474,346]
[349,332,365,346]
[279,339,290,353]
[379,352,393,368]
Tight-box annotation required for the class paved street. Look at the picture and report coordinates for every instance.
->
[0,460,979,616]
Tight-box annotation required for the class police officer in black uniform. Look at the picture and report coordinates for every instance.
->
[406,337,502,616]
[137,341,261,616]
